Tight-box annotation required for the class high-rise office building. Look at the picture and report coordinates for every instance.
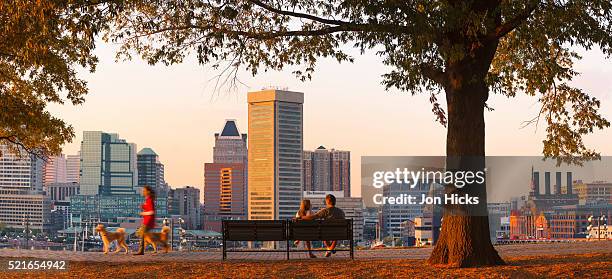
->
[168,186,201,229]
[331,149,351,196]
[303,146,351,197]
[203,163,246,231]
[65,153,80,183]
[71,132,148,224]
[0,144,44,191]
[80,131,138,195]
[248,89,303,220]
[203,120,248,232]
[312,147,330,191]
[0,144,51,231]
[43,154,67,188]
[303,151,313,191]
[213,120,248,164]
[137,148,166,190]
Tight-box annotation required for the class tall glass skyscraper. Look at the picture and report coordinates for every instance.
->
[137,148,166,190]
[247,90,303,220]
[80,131,138,195]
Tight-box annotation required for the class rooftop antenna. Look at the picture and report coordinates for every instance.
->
[261,85,289,91]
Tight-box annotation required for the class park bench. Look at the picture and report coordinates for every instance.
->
[222,219,354,260]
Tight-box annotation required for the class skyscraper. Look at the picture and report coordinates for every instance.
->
[203,120,248,232]
[312,146,331,191]
[303,146,351,197]
[331,149,351,197]
[0,144,51,231]
[43,154,67,188]
[80,131,138,195]
[137,148,166,190]
[0,144,44,191]
[168,186,201,229]
[65,153,80,183]
[248,89,303,220]
[213,120,248,164]
[303,151,313,191]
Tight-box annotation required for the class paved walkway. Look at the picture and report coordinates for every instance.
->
[0,241,610,262]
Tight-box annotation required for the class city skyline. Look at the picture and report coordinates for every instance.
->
[48,42,612,198]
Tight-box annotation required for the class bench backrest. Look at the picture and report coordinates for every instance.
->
[223,220,287,241]
[288,219,353,241]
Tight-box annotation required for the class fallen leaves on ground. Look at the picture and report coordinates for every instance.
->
[0,253,609,278]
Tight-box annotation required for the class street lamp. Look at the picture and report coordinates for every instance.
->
[22,214,31,250]
[601,215,608,240]
[587,215,594,240]
[178,218,186,251]
[587,214,608,240]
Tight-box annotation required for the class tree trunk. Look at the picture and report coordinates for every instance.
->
[427,67,504,267]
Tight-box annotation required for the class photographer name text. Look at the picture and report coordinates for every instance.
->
[372,193,479,205]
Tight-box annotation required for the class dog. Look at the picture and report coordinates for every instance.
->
[136,226,171,253]
[96,224,129,254]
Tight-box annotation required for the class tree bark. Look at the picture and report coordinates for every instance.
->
[427,59,504,267]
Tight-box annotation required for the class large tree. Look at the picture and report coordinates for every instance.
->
[0,1,107,157]
[107,0,611,266]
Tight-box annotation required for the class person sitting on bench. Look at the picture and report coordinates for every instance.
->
[294,199,316,258]
[296,194,345,257]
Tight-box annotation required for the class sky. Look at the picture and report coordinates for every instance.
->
[47,42,612,198]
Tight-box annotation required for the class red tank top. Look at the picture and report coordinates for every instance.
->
[141,196,155,228]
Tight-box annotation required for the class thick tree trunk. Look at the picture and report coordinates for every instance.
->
[427,70,504,267]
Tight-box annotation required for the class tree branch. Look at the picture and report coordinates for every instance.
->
[246,0,418,35]
[419,63,447,87]
[488,1,540,40]
[0,135,45,160]
[247,0,351,26]
[123,23,352,42]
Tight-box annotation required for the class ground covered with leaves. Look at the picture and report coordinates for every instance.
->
[1,253,609,278]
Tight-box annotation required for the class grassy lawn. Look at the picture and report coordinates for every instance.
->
[0,253,610,278]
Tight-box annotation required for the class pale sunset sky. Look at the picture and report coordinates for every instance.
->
[47,42,612,197]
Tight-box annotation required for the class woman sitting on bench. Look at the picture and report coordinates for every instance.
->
[294,199,316,258]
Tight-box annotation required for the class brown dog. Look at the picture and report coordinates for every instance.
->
[96,224,129,254]
[137,226,171,253]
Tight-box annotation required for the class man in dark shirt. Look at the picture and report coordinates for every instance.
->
[298,194,345,257]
